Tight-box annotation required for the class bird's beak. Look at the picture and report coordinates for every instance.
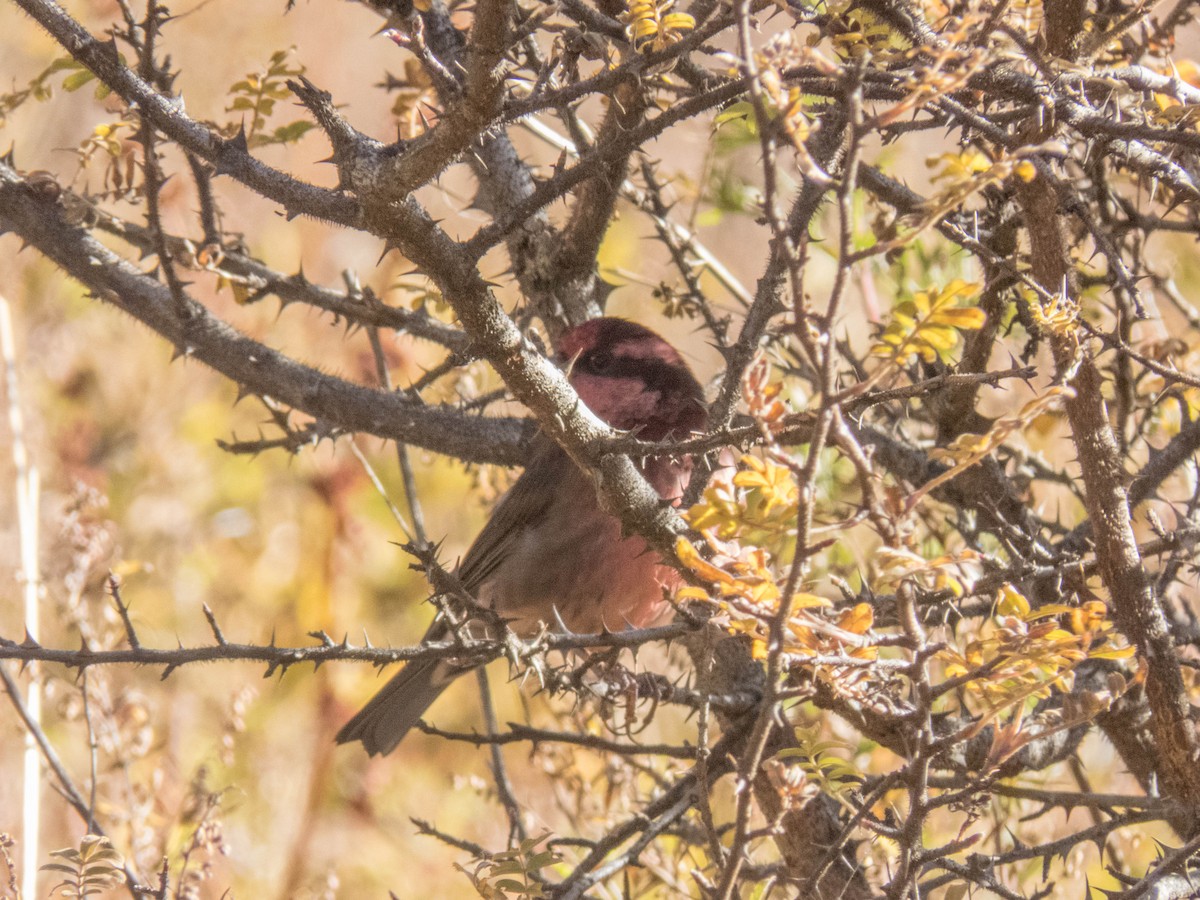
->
[561,349,584,377]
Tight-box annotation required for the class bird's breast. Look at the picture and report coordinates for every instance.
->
[476,465,679,634]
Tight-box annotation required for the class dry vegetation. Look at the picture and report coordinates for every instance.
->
[3,0,1200,896]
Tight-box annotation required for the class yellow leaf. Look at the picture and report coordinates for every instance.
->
[918,327,959,351]
[660,12,695,30]
[111,559,148,577]
[996,584,1030,618]
[675,538,735,585]
[1089,644,1136,660]
[944,660,968,678]
[633,19,659,38]
[838,603,874,634]
[1025,603,1077,620]
[791,592,832,609]
[788,622,817,649]
[935,307,987,329]
[933,571,965,597]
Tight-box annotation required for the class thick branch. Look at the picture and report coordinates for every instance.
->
[93,210,471,351]
[288,0,509,203]
[1018,174,1200,814]
[0,161,531,464]
[554,75,647,286]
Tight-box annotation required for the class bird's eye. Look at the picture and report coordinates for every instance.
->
[587,350,616,374]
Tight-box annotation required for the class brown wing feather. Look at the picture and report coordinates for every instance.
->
[456,436,577,592]
[335,438,580,754]
[333,617,456,756]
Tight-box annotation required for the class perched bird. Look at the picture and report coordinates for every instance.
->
[336,317,707,756]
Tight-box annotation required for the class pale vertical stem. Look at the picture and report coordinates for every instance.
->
[1,294,42,896]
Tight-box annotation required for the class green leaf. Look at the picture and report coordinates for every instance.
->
[714,100,754,126]
[495,879,529,892]
[266,121,315,144]
[45,56,83,75]
[61,70,96,91]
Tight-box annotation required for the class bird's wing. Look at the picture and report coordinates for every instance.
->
[456,435,579,593]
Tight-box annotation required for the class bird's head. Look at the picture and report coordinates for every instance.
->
[556,318,706,440]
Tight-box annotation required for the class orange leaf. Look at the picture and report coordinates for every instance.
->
[838,603,874,635]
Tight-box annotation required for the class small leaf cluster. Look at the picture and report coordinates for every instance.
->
[776,728,861,801]
[828,7,911,62]
[0,56,113,127]
[622,0,695,55]
[678,460,877,666]
[224,49,315,148]
[938,587,1137,771]
[946,588,1133,694]
[456,833,561,899]
[870,279,985,365]
[904,149,1037,238]
[41,835,126,898]
[76,121,138,198]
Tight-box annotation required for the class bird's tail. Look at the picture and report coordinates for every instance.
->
[335,655,460,756]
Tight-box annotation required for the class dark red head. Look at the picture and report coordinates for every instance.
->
[556,318,706,440]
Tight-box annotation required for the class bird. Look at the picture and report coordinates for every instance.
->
[336,317,707,756]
